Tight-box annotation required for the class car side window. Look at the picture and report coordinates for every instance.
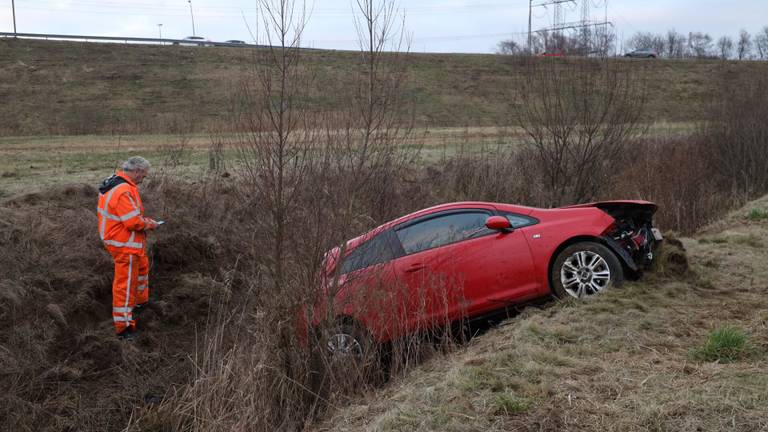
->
[395,211,493,255]
[504,213,538,228]
[341,231,400,275]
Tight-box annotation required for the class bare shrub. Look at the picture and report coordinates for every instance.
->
[737,30,752,60]
[513,59,648,207]
[699,72,768,199]
[207,126,228,174]
[608,135,735,233]
[717,35,734,60]
[161,115,195,169]
[427,142,537,205]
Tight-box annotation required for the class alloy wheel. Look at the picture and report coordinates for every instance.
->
[559,250,611,298]
[326,332,363,358]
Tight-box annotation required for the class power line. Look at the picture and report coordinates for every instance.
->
[529,0,612,54]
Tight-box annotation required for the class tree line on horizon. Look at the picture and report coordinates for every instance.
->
[498,26,768,60]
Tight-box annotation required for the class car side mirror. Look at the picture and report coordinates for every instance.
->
[485,216,512,233]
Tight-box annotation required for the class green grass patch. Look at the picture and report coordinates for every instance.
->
[531,351,576,367]
[747,208,768,221]
[492,392,533,416]
[458,366,507,392]
[691,326,750,363]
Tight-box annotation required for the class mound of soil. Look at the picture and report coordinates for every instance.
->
[652,236,690,278]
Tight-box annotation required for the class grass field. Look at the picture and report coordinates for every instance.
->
[0,121,698,195]
[2,38,767,135]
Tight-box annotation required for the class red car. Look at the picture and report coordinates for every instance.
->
[314,200,661,358]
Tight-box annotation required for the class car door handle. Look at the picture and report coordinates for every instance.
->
[405,263,426,273]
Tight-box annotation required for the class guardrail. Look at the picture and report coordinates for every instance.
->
[0,31,261,47]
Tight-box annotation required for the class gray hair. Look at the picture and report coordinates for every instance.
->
[121,156,151,173]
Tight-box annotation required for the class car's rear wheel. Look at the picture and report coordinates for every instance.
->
[551,242,623,299]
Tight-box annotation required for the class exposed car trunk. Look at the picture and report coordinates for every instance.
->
[562,201,661,269]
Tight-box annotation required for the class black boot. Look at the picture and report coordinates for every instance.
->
[117,327,137,341]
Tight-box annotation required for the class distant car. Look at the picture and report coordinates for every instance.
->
[539,51,564,57]
[625,49,657,58]
[174,36,210,47]
[224,40,246,45]
[311,200,662,359]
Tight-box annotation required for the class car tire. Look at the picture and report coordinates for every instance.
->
[550,242,623,299]
[309,320,384,400]
[319,320,384,380]
[323,321,372,359]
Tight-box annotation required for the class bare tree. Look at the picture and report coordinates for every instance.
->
[717,35,734,59]
[627,31,665,55]
[592,25,616,57]
[688,32,713,58]
[666,29,686,58]
[497,39,525,55]
[737,30,752,60]
[513,60,648,206]
[755,26,768,59]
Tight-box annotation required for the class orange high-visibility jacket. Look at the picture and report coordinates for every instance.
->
[97,171,149,255]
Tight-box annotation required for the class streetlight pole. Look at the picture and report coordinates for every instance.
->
[188,0,196,36]
[528,0,532,54]
[11,0,17,36]
[158,23,163,44]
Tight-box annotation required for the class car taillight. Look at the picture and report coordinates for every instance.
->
[631,231,647,248]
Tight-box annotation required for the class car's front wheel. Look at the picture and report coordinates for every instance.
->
[314,320,386,386]
[324,321,371,360]
[551,242,623,299]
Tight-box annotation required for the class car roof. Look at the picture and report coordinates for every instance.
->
[344,201,536,250]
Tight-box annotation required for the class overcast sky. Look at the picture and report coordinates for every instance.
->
[1,0,767,53]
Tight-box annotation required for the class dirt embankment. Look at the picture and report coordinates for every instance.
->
[4,38,768,135]
[316,197,768,432]
[0,182,232,431]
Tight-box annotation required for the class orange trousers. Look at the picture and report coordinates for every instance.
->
[111,252,150,333]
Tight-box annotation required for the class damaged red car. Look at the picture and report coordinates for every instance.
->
[314,200,662,358]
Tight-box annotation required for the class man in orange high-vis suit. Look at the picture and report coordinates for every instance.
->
[97,156,159,340]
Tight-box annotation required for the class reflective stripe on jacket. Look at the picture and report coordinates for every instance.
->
[97,171,148,255]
